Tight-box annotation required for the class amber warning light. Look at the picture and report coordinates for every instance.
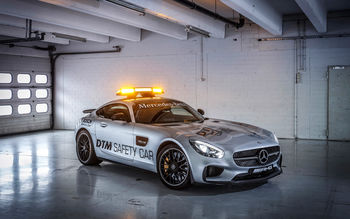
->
[116,87,164,98]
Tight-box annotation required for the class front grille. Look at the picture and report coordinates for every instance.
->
[233,146,280,167]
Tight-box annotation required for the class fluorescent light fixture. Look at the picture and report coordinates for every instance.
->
[185,25,210,38]
[105,0,145,15]
[52,32,86,42]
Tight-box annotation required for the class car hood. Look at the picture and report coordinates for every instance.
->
[154,119,277,151]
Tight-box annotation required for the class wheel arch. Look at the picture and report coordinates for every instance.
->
[76,128,91,141]
[156,138,193,173]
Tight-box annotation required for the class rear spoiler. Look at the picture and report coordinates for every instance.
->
[83,109,95,114]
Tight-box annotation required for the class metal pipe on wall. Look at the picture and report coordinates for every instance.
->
[258,33,350,41]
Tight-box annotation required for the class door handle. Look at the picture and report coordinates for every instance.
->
[100,122,108,128]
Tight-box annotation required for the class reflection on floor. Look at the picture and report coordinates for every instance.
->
[0,130,349,218]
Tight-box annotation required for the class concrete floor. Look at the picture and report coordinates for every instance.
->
[0,131,349,219]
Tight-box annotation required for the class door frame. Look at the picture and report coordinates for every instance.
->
[327,65,350,141]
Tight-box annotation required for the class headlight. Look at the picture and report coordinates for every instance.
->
[273,133,279,144]
[189,140,224,158]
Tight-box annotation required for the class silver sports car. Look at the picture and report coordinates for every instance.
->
[75,87,282,189]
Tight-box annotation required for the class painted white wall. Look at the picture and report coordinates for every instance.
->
[54,19,350,140]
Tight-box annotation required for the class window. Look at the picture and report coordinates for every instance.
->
[0,89,12,100]
[17,89,31,99]
[18,104,31,114]
[96,104,131,122]
[17,74,31,83]
[36,103,48,113]
[35,75,47,84]
[0,73,12,83]
[133,100,203,124]
[35,89,48,98]
[0,105,12,116]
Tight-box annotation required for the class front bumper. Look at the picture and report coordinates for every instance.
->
[187,144,283,184]
[231,164,282,184]
[201,155,282,184]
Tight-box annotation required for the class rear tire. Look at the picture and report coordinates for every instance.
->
[76,130,102,165]
[157,144,191,189]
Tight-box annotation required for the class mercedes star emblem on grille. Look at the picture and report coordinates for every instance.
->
[258,149,269,164]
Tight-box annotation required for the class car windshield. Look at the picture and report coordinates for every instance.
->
[133,100,203,124]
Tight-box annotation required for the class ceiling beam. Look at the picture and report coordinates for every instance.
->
[39,0,188,40]
[221,0,282,35]
[0,14,109,43]
[0,24,70,45]
[122,0,226,38]
[294,0,327,33]
[0,0,141,41]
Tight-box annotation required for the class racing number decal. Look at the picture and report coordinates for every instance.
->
[96,139,153,160]
[197,127,222,137]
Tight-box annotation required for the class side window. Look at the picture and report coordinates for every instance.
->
[97,104,131,122]
[17,74,31,84]
[0,73,12,83]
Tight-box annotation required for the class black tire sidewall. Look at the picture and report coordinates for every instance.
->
[157,144,191,189]
[76,130,98,165]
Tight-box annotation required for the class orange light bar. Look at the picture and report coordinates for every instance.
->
[116,87,164,96]
[116,88,135,95]
[135,87,152,92]
[152,87,163,94]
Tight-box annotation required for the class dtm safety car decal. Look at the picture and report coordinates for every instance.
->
[96,139,153,160]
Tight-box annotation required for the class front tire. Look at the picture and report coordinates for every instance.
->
[76,130,102,165]
[157,144,191,189]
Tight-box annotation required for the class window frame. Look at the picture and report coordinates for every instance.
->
[0,89,12,100]
[17,73,31,84]
[35,89,48,99]
[0,72,12,84]
[35,74,48,84]
[18,104,32,115]
[17,89,31,99]
[35,103,48,113]
[0,105,13,116]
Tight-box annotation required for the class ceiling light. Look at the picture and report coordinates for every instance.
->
[105,0,145,15]
[185,25,210,38]
[52,33,86,42]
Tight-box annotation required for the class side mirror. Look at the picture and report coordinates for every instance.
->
[111,112,130,122]
[197,108,205,115]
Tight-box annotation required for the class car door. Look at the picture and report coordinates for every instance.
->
[95,103,135,161]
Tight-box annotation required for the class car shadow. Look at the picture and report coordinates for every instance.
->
[76,161,269,196]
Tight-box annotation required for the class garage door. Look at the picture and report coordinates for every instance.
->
[0,55,51,135]
[328,66,350,141]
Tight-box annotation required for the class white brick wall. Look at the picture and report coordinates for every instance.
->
[54,23,350,140]
[56,54,198,129]
[297,40,350,139]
